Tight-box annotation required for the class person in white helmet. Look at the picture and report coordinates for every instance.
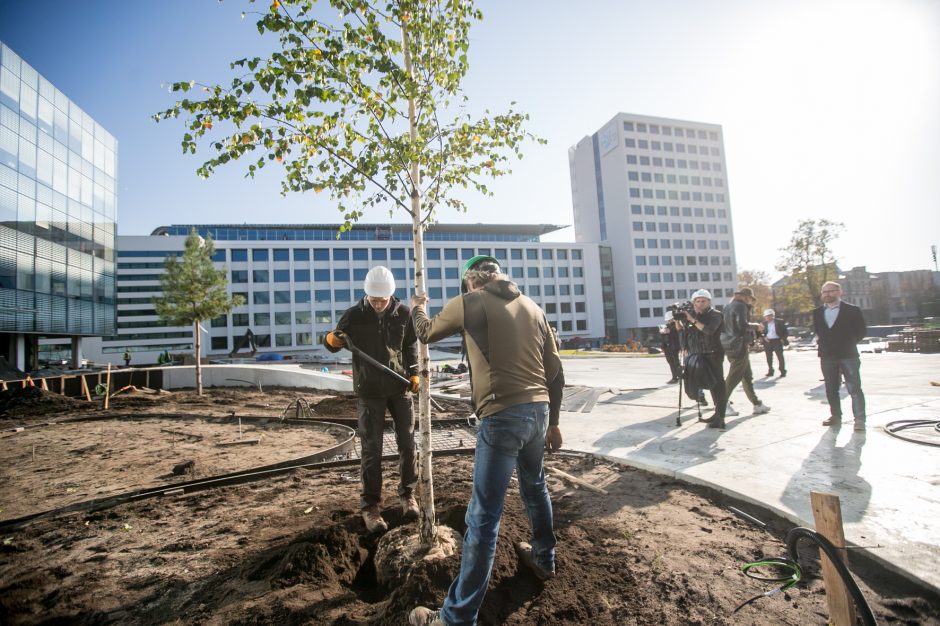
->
[679,289,728,428]
[324,265,420,533]
[760,308,789,377]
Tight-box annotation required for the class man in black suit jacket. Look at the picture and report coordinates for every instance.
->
[812,281,867,430]
[760,309,789,377]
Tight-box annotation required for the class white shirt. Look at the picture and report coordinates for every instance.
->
[765,319,778,339]
[824,301,841,328]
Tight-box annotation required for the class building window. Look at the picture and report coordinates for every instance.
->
[273,269,290,282]
[334,289,351,302]
[295,290,311,303]
[314,248,330,261]
[353,249,368,261]
[294,269,310,282]
[231,270,248,283]
[232,313,249,327]
[276,333,292,347]
[274,291,290,304]
[273,249,289,261]
[252,249,268,262]
[293,249,310,261]
[254,312,270,326]
[253,291,270,305]
[231,249,247,262]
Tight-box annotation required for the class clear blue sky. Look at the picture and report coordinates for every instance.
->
[2,0,938,277]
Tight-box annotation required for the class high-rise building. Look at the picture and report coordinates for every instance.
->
[569,113,737,342]
[80,223,605,365]
[0,42,118,371]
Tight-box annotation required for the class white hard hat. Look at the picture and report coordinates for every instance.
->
[763,309,775,316]
[691,289,712,300]
[664,311,674,321]
[363,266,396,297]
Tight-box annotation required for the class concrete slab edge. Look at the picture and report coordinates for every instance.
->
[587,451,940,598]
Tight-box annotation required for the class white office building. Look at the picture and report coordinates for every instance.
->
[81,223,606,365]
[569,113,738,342]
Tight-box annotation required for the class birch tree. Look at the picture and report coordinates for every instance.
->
[153,0,542,546]
[154,229,244,395]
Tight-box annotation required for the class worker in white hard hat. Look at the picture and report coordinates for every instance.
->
[324,265,420,533]
[760,308,789,377]
[678,289,729,428]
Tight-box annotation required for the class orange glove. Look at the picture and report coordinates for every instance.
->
[409,375,420,394]
[325,331,345,349]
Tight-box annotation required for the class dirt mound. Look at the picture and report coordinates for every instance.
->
[0,386,85,419]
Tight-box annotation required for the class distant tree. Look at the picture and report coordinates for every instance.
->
[776,219,844,308]
[154,230,243,395]
[153,0,542,547]
[737,269,773,315]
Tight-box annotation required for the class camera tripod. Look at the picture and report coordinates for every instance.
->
[675,366,705,427]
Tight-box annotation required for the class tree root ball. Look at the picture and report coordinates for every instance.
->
[374,524,462,588]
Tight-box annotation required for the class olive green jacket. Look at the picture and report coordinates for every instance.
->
[413,279,564,423]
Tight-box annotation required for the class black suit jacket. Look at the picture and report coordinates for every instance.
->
[762,319,789,343]
[813,301,866,359]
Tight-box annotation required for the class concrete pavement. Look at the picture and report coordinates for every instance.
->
[558,349,940,594]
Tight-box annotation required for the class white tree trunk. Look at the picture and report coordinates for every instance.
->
[194,319,203,396]
[402,23,436,547]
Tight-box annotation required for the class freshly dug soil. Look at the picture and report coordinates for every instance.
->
[0,387,937,625]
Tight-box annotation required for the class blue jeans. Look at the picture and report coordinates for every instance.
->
[439,402,556,626]
[821,357,866,419]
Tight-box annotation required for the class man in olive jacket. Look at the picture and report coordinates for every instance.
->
[720,288,770,418]
[408,255,564,626]
[325,266,420,533]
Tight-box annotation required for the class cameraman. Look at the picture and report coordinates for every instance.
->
[679,289,727,428]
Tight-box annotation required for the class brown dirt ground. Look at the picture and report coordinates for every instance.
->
[0,387,938,625]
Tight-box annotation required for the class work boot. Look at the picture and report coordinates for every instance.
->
[854,419,866,432]
[409,607,445,626]
[765,369,774,377]
[779,370,787,378]
[514,541,555,580]
[361,505,387,534]
[822,416,842,428]
[752,402,771,416]
[401,495,419,521]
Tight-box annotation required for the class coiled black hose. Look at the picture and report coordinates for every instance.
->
[735,526,878,625]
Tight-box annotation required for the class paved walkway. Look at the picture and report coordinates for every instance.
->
[558,350,940,594]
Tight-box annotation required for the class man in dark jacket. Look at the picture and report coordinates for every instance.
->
[720,288,771,418]
[760,308,789,377]
[660,313,682,383]
[813,281,867,430]
[680,289,727,428]
[325,266,420,533]
[408,255,564,626]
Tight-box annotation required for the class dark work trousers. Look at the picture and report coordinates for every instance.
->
[725,351,760,406]
[357,394,418,509]
[703,353,727,419]
[764,339,786,374]
[664,347,682,380]
[820,357,866,420]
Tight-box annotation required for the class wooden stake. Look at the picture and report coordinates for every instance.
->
[59,375,65,395]
[145,369,150,389]
[810,491,857,626]
[103,363,112,410]
[1,380,7,391]
[40,378,48,391]
[80,375,92,402]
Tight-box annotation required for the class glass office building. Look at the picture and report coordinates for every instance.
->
[0,42,117,370]
[82,223,606,365]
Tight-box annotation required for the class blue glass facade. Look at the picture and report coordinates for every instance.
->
[156,224,547,243]
[0,42,117,338]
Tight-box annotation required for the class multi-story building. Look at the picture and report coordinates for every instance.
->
[0,42,117,371]
[81,223,605,365]
[569,113,738,342]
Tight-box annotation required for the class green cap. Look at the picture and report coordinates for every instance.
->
[461,255,500,280]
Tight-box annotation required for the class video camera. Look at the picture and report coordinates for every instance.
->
[666,301,696,327]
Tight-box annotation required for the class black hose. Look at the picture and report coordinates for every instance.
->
[785,527,877,625]
[735,527,878,625]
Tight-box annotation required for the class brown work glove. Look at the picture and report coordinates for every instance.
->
[325,331,345,349]
[409,375,420,394]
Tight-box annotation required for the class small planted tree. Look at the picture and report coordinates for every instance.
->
[154,229,244,395]
[154,0,542,547]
